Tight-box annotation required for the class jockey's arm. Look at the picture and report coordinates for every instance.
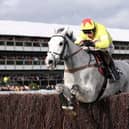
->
[94,29,112,49]
[75,39,99,51]
[94,38,111,49]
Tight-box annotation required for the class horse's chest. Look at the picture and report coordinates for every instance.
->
[64,73,74,83]
[64,72,81,88]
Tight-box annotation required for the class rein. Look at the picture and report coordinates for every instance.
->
[64,64,97,73]
[51,34,100,73]
[64,47,83,59]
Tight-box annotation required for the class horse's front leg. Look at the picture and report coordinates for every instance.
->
[55,84,75,110]
[71,84,89,102]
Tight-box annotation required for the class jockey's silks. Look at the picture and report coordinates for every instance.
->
[75,22,112,49]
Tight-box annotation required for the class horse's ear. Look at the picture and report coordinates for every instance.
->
[55,27,65,34]
[64,27,73,38]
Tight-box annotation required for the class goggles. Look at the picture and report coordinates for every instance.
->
[82,29,94,34]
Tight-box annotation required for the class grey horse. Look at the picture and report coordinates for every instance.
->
[45,27,129,110]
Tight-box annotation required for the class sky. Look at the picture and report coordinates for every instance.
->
[0,0,129,29]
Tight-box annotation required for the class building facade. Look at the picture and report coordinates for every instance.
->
[0,20,129,88]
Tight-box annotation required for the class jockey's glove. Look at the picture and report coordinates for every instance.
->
[83,40,95,47]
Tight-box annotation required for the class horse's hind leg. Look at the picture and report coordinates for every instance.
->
[55,84,75,110]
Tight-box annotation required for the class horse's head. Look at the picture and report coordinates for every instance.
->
[45,27,74,69]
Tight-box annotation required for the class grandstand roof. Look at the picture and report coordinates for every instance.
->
[0,20,129,42]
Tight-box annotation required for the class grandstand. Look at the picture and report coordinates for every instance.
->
[0,20,129,88]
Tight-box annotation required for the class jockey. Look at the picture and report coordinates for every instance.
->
[75,18,120,80]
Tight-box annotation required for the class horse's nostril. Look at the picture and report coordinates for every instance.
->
[48,60,53,64]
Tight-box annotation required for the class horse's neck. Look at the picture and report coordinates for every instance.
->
[64,41,90,69]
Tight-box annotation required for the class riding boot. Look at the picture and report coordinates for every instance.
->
[109,60,120,81]
[97,51,120,80]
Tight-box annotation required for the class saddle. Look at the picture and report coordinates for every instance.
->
[91,50,120,81]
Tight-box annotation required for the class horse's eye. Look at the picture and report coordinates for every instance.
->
[59,42,63,46]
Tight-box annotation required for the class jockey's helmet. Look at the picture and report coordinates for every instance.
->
[80,18,95,33]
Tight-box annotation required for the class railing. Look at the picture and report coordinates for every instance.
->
[0,59,64,70]
[0,40,48,51]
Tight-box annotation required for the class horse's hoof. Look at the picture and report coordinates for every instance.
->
[71,84,79,95]
[55,84,64,93]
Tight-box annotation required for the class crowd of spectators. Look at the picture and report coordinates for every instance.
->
[0,37,63,91]
[0,73,63,91]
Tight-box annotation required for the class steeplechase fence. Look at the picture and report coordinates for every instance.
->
[0,90,129,129]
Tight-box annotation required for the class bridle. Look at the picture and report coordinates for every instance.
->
[48,34,93,64]
[48,34,100,73]
[48,35,67,60]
